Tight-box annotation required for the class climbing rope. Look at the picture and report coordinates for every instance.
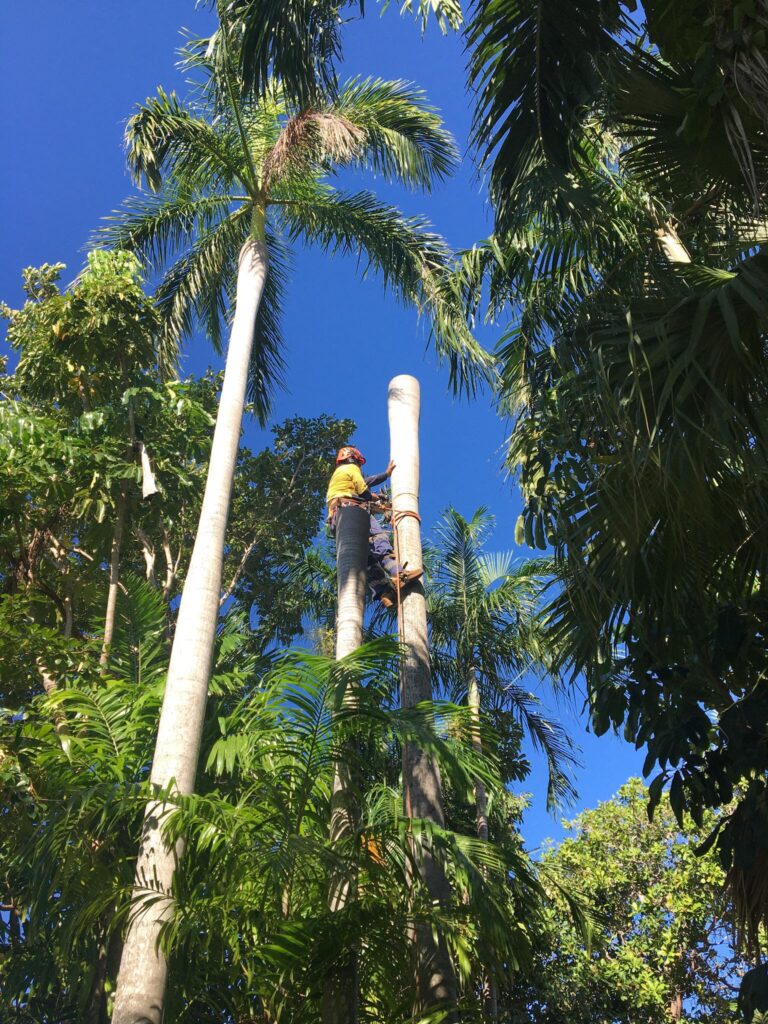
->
[389,507,422,648]
[389,506,423,830]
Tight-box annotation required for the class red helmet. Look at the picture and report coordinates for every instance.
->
[336,446,366,466]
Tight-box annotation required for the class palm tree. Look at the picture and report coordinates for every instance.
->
[428,508,574,817]
[214,0,463,108]
[463,0,768,958]
[101,30,483,1023]
[427,506,572,1016]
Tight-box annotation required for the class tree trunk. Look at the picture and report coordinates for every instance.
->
[111,237,268,1024]
[85,922,110,1024]
[467,669,488,842]
[387,374,458,1018]
[100,488,128,669]
[670,991,683,1021]
[321,503,369,1024]
[468,667,498,1018]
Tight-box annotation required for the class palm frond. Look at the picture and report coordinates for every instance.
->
[384,0,463,32]
[273,184,492,392]
[499,679,577,809]
[125,86,247,193]
[223,0,354,107]
[151,204,250,357]
[106,573,169,689]
[263,108,366,190]
[333,76,459,190]
[467,0,630,228]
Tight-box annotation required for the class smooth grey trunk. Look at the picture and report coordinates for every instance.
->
[100,489,128,669]
[111,238,268,1024]
[322,504,369,1024]
[387,375,458,1018]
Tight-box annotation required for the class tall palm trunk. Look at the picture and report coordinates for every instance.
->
[322,503,369,1024]
[467,668,488,841]
[111,237,268,1024]
[468,666,498,1018]
[387,374,457,1018]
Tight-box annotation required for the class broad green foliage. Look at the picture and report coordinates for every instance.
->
[507,780,749,1023]
[462,0,768,948]
[1,592,542,1021]
[0,250,546,1022]
[0,253,216,702]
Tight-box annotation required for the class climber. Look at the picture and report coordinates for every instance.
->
[326,445,422,607]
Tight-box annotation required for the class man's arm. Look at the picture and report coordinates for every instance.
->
[364,460,396,489]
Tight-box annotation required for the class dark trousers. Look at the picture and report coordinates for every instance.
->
[368,515,401,598]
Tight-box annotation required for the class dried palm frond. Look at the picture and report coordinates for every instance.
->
[728,848,768,956]
[263,110,365,188]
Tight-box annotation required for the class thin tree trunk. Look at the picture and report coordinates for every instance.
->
[321,504,369,1024]
[111,238,268,1024]
[670,991,683,1021]
[468,667,498,1018]
[387,374,458,1018]
[100,489,128,669]
[467,669,488,842]
[135,528,157,585]
[85,921,110,1024]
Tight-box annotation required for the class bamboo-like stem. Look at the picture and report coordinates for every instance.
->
[387,374,457,1018]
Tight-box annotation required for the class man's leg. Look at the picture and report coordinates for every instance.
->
[369,515,400,578]
[366,516,398,605]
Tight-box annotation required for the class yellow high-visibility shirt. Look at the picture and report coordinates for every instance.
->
[326,464,368,504]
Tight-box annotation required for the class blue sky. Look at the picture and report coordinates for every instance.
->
[1,1,644,847]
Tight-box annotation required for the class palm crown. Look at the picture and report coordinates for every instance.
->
[101,38,487,412]
[428,508,575,809]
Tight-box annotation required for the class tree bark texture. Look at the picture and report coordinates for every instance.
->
[387,374,458,1017]
[111,238,268,1024]
[321,504,369,1024]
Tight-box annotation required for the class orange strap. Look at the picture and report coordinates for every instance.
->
[390,507,418,854]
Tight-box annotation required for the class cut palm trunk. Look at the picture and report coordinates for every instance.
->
[387,374,458,1017]
[322,503,369,1024]
[111,238,268,1024]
